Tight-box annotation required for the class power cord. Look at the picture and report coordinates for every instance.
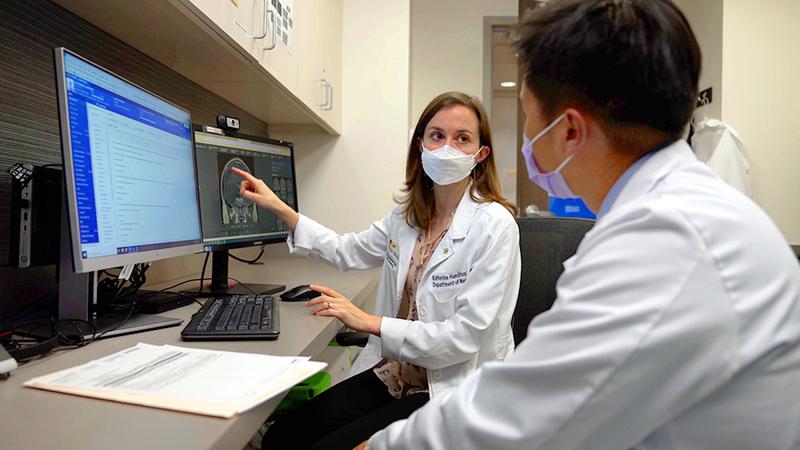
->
[2,317,98,362]
[157,275,261,297]
[96,263,151,314]
[0,258,258,364]
[198,252,210,297]
[82,261,213,346]
[229,245,265,265]
[71,266,142,346]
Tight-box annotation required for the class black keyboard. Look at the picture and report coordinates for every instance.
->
[181,294,280,340]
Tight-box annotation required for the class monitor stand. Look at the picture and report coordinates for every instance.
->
[48,311,183,341]
[182,249,284,297]
[56,189,182,340]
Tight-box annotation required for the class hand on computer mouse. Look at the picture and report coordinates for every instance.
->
[280,285,320,301]
[305,284,382,336]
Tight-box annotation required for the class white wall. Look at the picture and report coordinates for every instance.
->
[674,0,800,244]
[721,0,800,244]
[274,0,410,234]
[409,0,517,125]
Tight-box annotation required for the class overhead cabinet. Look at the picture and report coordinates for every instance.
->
[53,0,343,134]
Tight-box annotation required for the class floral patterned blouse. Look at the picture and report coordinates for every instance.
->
[372,227,449,399]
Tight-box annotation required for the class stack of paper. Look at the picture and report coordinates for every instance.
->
[24,343,326,418]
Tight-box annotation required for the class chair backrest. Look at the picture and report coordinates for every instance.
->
[512,217,595,346]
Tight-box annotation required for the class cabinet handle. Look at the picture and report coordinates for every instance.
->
[234,0,268,39]
[263,10,277,51]
[324,81,334,111]
[319,79,331,109]
[252,0,268,40]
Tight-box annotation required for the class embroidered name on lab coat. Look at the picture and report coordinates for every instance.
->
[385,240,399,269]
[432,271,467,288]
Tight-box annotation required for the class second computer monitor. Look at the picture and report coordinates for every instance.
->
[194,129,297,250]
[192,129,296,296]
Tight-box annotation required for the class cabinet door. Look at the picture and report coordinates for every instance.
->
[250,0,299,94]
[184,0,249,51]
[230,0,265,52]
[296,0,342,132]
[184,0,296,92]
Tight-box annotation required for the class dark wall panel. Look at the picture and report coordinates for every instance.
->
[0,0,268,316]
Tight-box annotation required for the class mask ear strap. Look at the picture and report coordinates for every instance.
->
[474,145,488,163]
[532,113,566,142]
[418,137,432,156]
[552,153,575,173]
[471,146,486,180]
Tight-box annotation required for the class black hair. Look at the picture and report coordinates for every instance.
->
[515,0,701,153]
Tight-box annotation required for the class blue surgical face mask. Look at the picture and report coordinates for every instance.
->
[520,113,578,198]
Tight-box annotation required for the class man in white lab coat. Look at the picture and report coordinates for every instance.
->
[364,0,800,449]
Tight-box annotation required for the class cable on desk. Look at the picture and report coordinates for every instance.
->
[196,252,210,302]
[229,245,265,265]
[97,263,150,314]
[2,317,98,363]
[157,258,259,298]
[1,266,261,364]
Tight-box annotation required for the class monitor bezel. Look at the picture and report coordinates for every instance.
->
[192,125,297,252]
[54,47,204,274]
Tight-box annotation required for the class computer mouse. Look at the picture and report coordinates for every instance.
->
[280,284,321,302]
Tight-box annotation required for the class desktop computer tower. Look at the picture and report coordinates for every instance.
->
[9,166,62,268]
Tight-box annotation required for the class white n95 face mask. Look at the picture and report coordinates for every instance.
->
[421,144,481,186]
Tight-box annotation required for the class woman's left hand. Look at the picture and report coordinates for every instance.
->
[305,284,382,336]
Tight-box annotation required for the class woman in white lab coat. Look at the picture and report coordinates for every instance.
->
[234,92,521,450]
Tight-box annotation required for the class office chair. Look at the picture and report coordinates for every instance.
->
[512,216,594,345]
[335,216,595,348]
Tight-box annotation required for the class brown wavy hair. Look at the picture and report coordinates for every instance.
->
[397,92,518,230]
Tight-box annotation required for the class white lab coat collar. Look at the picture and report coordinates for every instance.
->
[448,182,480,239]
[418,183,481,285]
[603,140,698,216]
[389,182,480,306]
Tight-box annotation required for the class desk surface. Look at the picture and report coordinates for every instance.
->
[0,256,379,450]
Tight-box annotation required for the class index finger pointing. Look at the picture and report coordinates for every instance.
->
[231,167,258,182]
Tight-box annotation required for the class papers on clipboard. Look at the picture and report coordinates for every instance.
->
[23,343,326,418]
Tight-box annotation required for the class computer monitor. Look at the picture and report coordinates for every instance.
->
[190,128,297,296]
[56,48,203,272]
[54,47,203,336]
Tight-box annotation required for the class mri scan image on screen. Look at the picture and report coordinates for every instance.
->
[218,154,259,225]
[194,130,296,249]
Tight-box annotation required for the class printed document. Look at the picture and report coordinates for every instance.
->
[24,343,326,418]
